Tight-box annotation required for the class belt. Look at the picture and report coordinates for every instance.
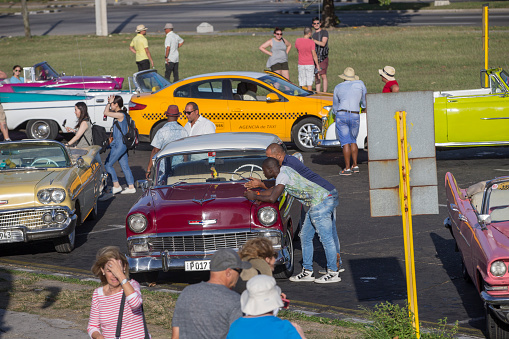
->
[337,110,359,114]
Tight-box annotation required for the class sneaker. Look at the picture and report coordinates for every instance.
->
[289,269,315,282]
[112,186,123,194]
[319,265,345,275]
[352,166,360,173]
[121,187,136,194]
[340,168,352,176]
[315,269,341,284]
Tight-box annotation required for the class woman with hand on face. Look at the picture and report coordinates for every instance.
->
[103,95,135,195]
[259,27,292,81]
[65,102,93,147]
[87,246,150,339]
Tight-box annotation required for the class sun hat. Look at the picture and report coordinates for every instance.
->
[136,24,148,33]
[165,105,180,117]
[164,23,174,29]
[379,66,396,81]
[339,67,359,81]
[241,275,284,316]
[210,248,251,272]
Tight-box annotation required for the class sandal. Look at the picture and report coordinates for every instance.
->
[352,166,360,173]
[340,168,352,176]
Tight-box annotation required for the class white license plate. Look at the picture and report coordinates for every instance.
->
[185,260,211,271]
[0,231,13,240]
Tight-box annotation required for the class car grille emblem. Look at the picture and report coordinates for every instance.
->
[188,219,217,226]
[0,200,7,205]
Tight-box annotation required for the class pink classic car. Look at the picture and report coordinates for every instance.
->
[445,172,509,338]
[126,132,302,282]
[0,61,123,92]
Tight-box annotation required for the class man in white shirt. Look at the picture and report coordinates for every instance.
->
[163,23,184,82]
[183,102,216,136]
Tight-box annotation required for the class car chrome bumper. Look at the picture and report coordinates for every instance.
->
[482,291,509,324]
[0,206,77,244]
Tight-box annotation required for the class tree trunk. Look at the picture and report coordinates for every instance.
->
[322,0,339,28]
[368,0,378,3]
[20,0,31,39]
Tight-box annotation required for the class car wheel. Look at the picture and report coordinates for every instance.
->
[486,306,509,339]
[274,228,294,279]
[292,117,321,152]
[26,119,59,140]
[150,120,167,143]
[131,271,159,285]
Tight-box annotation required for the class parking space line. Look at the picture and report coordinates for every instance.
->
[77,224,125,236]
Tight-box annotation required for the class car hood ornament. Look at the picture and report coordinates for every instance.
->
[192,197,215,205]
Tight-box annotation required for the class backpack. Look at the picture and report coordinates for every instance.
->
[114,112,139,151]
[82,123,109,154]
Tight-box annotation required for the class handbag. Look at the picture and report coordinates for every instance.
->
[116,291,150,339]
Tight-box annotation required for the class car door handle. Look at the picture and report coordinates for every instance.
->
[96,99,105,103]
[231,109,243,112]
[448,100,457,103]
[450,203,459,212]
[459,214,468,222]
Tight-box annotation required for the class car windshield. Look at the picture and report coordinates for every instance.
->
[134,70,171,93]
[501,70,509,87]
[34,62,59,81]
[154,149,267,186]
[487,181,509,222]
[0,142,71,170]
[258,75,312,97]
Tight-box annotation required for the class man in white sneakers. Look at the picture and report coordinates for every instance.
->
[245,146,342,284]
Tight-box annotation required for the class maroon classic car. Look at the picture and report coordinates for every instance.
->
[126,132,302,281]
[445,172,509,338]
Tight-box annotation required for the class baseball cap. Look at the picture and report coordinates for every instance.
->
[210,248,251,272]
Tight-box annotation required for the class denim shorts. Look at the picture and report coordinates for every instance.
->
[335,111,360,147]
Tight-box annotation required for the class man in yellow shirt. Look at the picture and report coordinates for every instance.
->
[129,24,154,71]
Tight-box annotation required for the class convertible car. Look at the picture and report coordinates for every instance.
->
[128,71,333,151]
[126,132,302,280]
[0,140,104,253]
[445,172,509,338]
[314,68,509,150]
[0,61,124,92]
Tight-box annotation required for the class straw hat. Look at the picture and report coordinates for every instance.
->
[379,66,396,81]
[135,24,148,33]
[339,67,359,81]
[164,23,174,29]
[241,275,284,316]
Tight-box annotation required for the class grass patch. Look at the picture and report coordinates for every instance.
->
[1,26,508,93]
[337,1,509,11]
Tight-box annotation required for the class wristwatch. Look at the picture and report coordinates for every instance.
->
[120,278,128,286]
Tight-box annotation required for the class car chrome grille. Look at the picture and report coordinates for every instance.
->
[0,209,68,230]
[149,232,259,253]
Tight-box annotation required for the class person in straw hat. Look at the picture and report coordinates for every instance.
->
[129,24,154,71]
[146,104,188,178]
[379,65,399,93]
[227,275,305,338]
[332,67,367,176]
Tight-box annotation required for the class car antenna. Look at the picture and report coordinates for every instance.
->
[75,37,86,92]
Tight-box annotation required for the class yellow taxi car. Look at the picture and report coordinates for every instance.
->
[128,71,333,151]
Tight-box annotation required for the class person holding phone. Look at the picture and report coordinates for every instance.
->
[65,102,93,147]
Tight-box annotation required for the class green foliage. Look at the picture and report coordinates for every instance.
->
[378,0,391,6]
[360,301,459,339]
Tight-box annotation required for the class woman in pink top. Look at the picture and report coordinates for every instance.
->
[87,246,149,339]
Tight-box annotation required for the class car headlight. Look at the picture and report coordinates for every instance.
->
[128,213,148,233]
[37,189,66,204]
[491,261,507,277]
[257,207,277,227]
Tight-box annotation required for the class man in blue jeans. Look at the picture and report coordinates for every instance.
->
[333,67,367,176]
[245,144,342,284]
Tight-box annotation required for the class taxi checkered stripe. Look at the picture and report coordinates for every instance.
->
[142,111,307,121]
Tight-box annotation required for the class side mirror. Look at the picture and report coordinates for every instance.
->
[478,214,491,229]
[266,93,280,102]
[76,157,86,168]
[136,179,151,192]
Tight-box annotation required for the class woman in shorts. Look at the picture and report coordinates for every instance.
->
[259,27,292,81]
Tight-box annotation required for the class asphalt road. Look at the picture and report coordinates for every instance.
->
[1,0,508,37]
[2,130,509,337]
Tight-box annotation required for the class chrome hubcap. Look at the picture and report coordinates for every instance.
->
[298,123,319,149]
[32,122,50,139]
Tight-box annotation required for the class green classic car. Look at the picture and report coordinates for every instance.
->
[0,140,104,253]
[313,68,509,149]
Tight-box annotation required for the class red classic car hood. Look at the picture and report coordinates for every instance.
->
[151,183,253,233]
[489,224,509,252]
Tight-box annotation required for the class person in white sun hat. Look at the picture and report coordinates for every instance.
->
[379,65,399,93]
[227,275,306,338]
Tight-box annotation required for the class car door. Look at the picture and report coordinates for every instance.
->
[446,75,509,143]
[172,79,230,133]
[227,79,286,137]
[75,161,96,220]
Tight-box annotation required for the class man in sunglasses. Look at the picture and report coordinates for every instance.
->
[172,249,251,339]
[183,101,216,136]
[312,18,329,93]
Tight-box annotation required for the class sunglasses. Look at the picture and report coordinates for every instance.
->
[183,110,195,115]
[14,69,21,72]
[275,33,283,36]
[313,22,320,25]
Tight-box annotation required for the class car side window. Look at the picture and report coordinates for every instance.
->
[174,80,226,100]
[230,79,278,102]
